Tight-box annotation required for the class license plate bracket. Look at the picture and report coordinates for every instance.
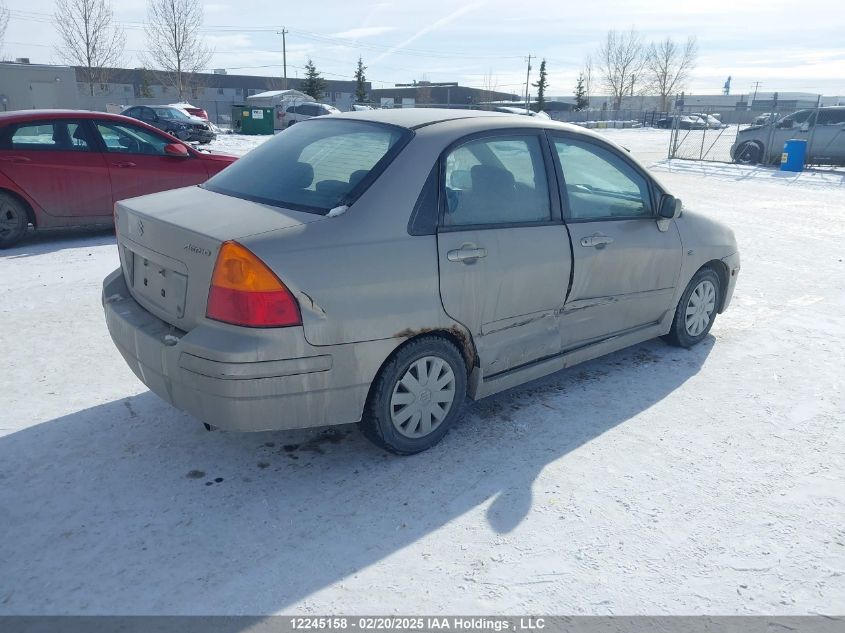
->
[131,252,188,319]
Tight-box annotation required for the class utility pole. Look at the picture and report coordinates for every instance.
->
[524,55,533,113]
[751,81,761,103]
[277,28,288,89]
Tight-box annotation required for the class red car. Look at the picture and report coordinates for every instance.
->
[0,110,237,247]
[168,103,210,121]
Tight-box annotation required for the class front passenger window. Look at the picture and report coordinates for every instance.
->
[817,109,845,125]
[443,135,551,227]
[95,122,170,155]
[554,139,652,220]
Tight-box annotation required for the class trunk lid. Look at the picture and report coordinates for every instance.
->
[115,185,324,330]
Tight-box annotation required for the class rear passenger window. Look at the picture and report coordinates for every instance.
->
[442,135,551,227]
[7,121,93,151]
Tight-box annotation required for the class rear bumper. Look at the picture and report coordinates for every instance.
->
[720,251,741,312]
[102,269,396,432]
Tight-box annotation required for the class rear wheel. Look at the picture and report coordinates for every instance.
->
[734,141,762,165]
[662,268,721,348]
[0,192,29,248]
[360,336,467,455]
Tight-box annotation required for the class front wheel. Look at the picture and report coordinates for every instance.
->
[734,141,762,165]
[360,336,467,455]
[662,268,721,348]
[0,192,29,248]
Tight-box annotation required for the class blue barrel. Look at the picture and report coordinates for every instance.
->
[780,139,807,172]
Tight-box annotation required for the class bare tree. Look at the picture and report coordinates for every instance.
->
[415,82,432,105]
[645,36,697,111]
[0,1,9,58]
[54,0,124,95]
[144,0,211,100]
[479,70,499,108]
[598,28,645,109]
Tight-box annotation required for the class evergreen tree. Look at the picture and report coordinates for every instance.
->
[532,59,548,112]
[574,72,589,110]
[354,57,368,104]
[138,68,154,98]
[302,58,327,101]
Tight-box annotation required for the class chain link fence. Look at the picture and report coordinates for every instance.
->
[665,101,845,167]
[553,99,844,168]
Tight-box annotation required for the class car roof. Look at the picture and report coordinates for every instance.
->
[0,109,143,124]
[332,107,515,129]
[330,106,622,142]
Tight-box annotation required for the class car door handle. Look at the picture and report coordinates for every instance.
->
[0,156,31,163]
[116,161,137,168]
[447,246,487,262]
[580,234,614,248]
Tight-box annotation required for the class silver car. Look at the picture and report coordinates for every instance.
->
[688,113,723,130]
[732,106,845,165]
[103,109,740,454]
[281,102,341,127]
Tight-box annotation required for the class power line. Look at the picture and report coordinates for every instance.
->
[524,55,533,112]
[4,9,529,93]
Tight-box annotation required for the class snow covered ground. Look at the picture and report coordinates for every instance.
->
[1,129,844,615]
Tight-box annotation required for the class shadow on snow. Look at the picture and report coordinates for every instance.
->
[0,336,713,614]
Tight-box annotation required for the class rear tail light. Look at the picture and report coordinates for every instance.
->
[206,241,301,328]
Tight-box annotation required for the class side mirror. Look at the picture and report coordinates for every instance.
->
[800,122,811,132]
[658,194,681,219]
[164,143,189,158]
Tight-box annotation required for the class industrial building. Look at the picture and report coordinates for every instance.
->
[0,60,369,122]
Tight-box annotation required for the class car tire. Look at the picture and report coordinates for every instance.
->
[359,336,467,455]
[662,268,721,348]
[0,192,29,249]
[734,141,762,165]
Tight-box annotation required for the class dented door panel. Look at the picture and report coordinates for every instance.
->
[437,225,571,374]
[562,219,683,347]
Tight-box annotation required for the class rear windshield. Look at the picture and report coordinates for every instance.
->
[204,119,411,214]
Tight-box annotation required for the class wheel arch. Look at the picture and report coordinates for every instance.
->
[364,326,477,409]
[391,326,476,373]
[700,259,730,313]
[0,187,37,227]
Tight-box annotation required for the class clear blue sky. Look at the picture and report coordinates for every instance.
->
[3,0,844,96]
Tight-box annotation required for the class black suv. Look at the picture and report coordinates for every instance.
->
[122,105,215,144]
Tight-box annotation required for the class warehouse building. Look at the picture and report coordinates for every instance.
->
[0,60,369,122]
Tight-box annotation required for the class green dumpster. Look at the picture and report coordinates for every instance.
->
[231,105,274,135]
